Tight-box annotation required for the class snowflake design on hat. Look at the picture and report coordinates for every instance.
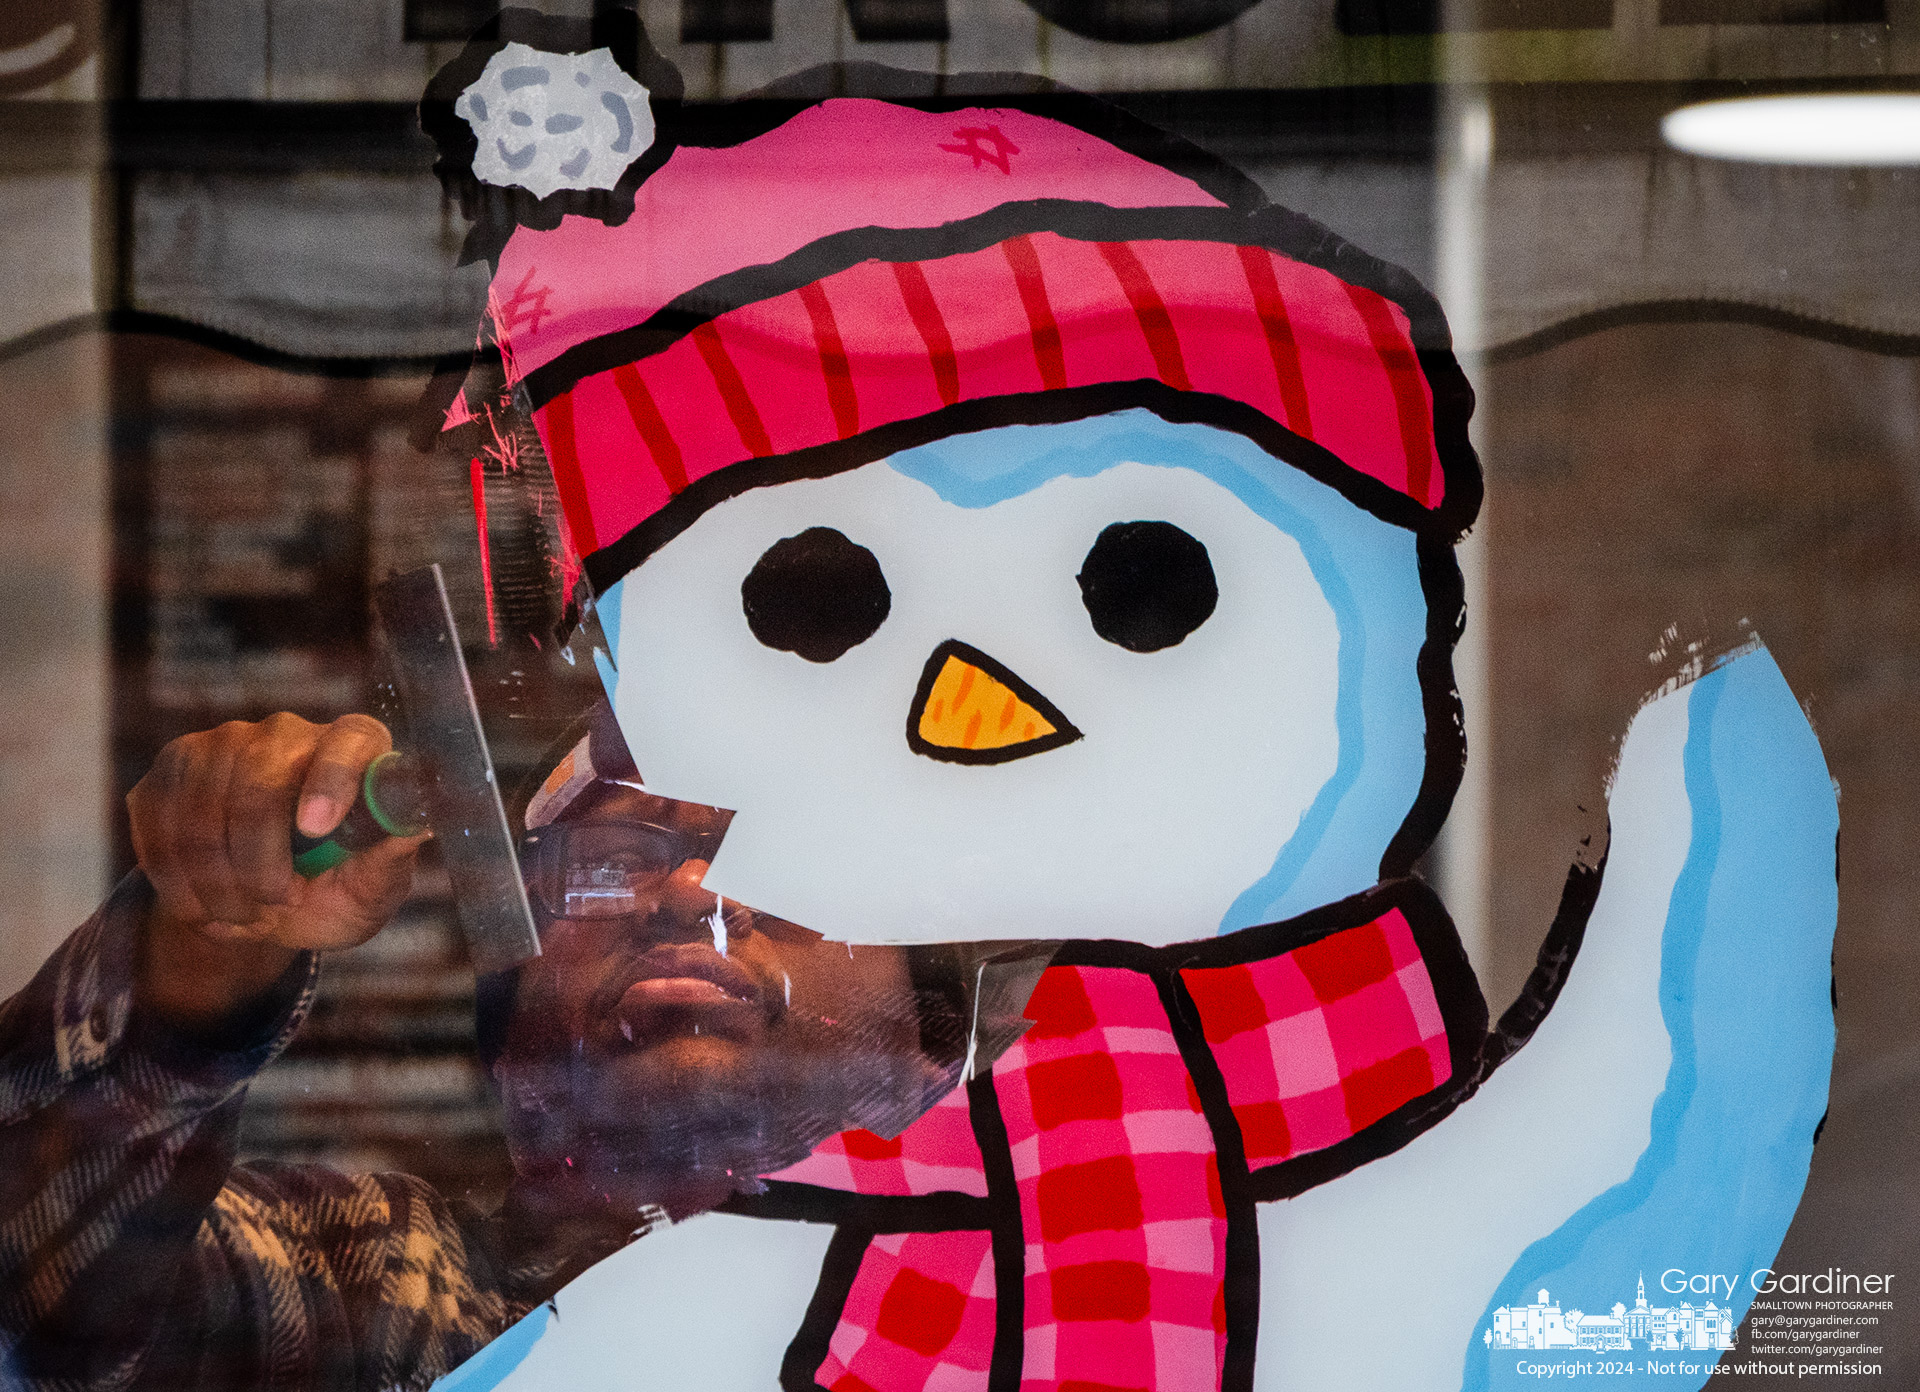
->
[456,41,653,199]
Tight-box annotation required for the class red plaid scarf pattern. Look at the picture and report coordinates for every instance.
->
[767,901,1469,1392]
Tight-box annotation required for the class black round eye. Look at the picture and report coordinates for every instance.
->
[741,527,891,663]
[1076,520,1218,653]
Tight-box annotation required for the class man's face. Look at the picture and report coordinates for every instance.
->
[493,784,942,1217]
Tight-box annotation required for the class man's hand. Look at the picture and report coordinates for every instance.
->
[129,713,426,1038]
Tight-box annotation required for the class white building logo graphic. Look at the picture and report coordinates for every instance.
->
[1485,1275,1736,1353]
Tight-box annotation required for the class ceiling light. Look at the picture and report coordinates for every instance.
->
[1662,94,1920,167]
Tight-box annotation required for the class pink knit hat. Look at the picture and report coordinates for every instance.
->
[433,47,1478,595]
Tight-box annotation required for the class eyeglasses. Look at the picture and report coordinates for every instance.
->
[517,819,724,921]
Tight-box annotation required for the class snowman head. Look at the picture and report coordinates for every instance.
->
[451,70,1479,950]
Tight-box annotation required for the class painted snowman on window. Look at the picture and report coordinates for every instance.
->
[430,13,1838,1391]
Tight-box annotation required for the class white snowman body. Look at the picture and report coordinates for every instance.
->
[470,412,1840,1392]
[452,643,1839,1392]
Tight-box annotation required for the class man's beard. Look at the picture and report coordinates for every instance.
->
[498,1024,951,1206]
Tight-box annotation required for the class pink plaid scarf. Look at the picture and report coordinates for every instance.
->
[752,882,1486,1392]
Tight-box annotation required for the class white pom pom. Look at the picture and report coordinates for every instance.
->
[455,42,655,199]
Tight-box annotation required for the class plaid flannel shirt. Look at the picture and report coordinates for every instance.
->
[1,874,1492,1392]
[0,876,555,1392]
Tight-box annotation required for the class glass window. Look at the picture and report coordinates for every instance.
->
[0,3,1910,1388]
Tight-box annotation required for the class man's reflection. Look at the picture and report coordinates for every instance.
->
[0,710,1003,1392]
[493,781,960,1224]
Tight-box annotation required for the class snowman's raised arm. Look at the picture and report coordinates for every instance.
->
[1251,644,1838,1392]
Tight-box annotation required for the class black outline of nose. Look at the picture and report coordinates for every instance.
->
[905,639,1083,766]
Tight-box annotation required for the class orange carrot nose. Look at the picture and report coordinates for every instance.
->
[906,639,1082,766]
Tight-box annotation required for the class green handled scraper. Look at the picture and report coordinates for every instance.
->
[289,564,541,975]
